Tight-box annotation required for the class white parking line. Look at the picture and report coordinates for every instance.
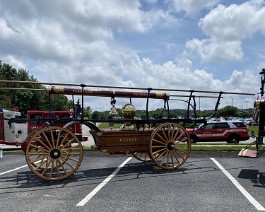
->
[210,158,265,211]
[0,164,28,176]
[0,159,45,177]
[76,157,132,207]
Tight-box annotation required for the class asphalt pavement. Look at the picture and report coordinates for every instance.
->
[1,151,265,211]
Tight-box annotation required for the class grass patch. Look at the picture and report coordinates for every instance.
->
[83,145,98,151]
[191,144,259,151]
[98,122,123,129]
[248,125,258,135]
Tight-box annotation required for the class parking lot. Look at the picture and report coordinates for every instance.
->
[0,151,265,212]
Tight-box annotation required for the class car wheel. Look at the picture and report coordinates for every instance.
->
[227,135,240,144]
[190,135,198,143]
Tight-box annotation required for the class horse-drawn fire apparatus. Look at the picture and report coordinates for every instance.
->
[0,108,86,147]
[0,79,255,181]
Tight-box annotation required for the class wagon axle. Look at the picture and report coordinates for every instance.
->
[167,142,175,150]
[50,149,61,159]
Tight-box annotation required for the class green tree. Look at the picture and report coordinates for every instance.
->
[83,106,93,119]
[47,94,72,111]
[216,105,239,118]
[0,60,73,113]
[151,108,167,119]
[92,111,100,120]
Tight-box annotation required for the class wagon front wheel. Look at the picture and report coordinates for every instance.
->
[150,123,191,170]
[25,126,83,181]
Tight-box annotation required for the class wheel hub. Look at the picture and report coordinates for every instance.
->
[50,149,61,159]
[167,142,175,150]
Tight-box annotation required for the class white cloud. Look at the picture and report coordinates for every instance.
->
[186,38,243,62]
[186,0,265,62]
[169,0,220,16]
[0,18,16,37]
[0,0,260,111]
[199,1,265,40]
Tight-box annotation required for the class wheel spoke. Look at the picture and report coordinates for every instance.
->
[41,161,49,175]
[170,151,175,168]
[55,160,60,177]
[49,128,56,149]
[174,130,185,142]
[61,138,75,149]
[58,132,70,148]
[55,129,62,149]
[33,138,51,151]
[66,156,80,163]
[166,151,170,168]
[41,131,53,149]
[30,155,47,164]
[57,159,68,175]
[151,145,167,148]
[177,137,188,143]
[172,149,181,164]
[161,127,169,143]
[152,147,167,155]
[33,158,47,170]
[28,152,48,156]
[49,159,55,177]
[155,149,167,161]
[132,152,151,162]
[60,157,75,170]
[61,152,79,156]
[152,138,167,146]
[170,126,176,141]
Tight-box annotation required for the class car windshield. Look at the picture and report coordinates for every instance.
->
[198,123,206,129]
[197,123,216,129]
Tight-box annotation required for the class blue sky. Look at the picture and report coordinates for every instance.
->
[0,0,264,111]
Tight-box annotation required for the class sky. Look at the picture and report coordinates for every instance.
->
[0,0,265,112]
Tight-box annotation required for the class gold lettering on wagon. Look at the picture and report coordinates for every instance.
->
[73,89,82,94]
[119,137,149,143]
[84,90,93,94]
[133,93,148,97]
[71,89,93,94]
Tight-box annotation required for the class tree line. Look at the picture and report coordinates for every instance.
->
[0,60,253,119]
[0,60,73,115]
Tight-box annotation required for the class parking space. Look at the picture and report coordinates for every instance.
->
[0,152,265,211]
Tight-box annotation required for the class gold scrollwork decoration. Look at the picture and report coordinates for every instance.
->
[156,92,164,98]
[53,88,65,93]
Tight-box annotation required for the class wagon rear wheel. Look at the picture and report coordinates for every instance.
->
[150,122,191,170]
[25,126,83,181]
[132,152,151,162]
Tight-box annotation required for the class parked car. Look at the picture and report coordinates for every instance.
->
[186,121,249,143]
[243,118,255,126]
